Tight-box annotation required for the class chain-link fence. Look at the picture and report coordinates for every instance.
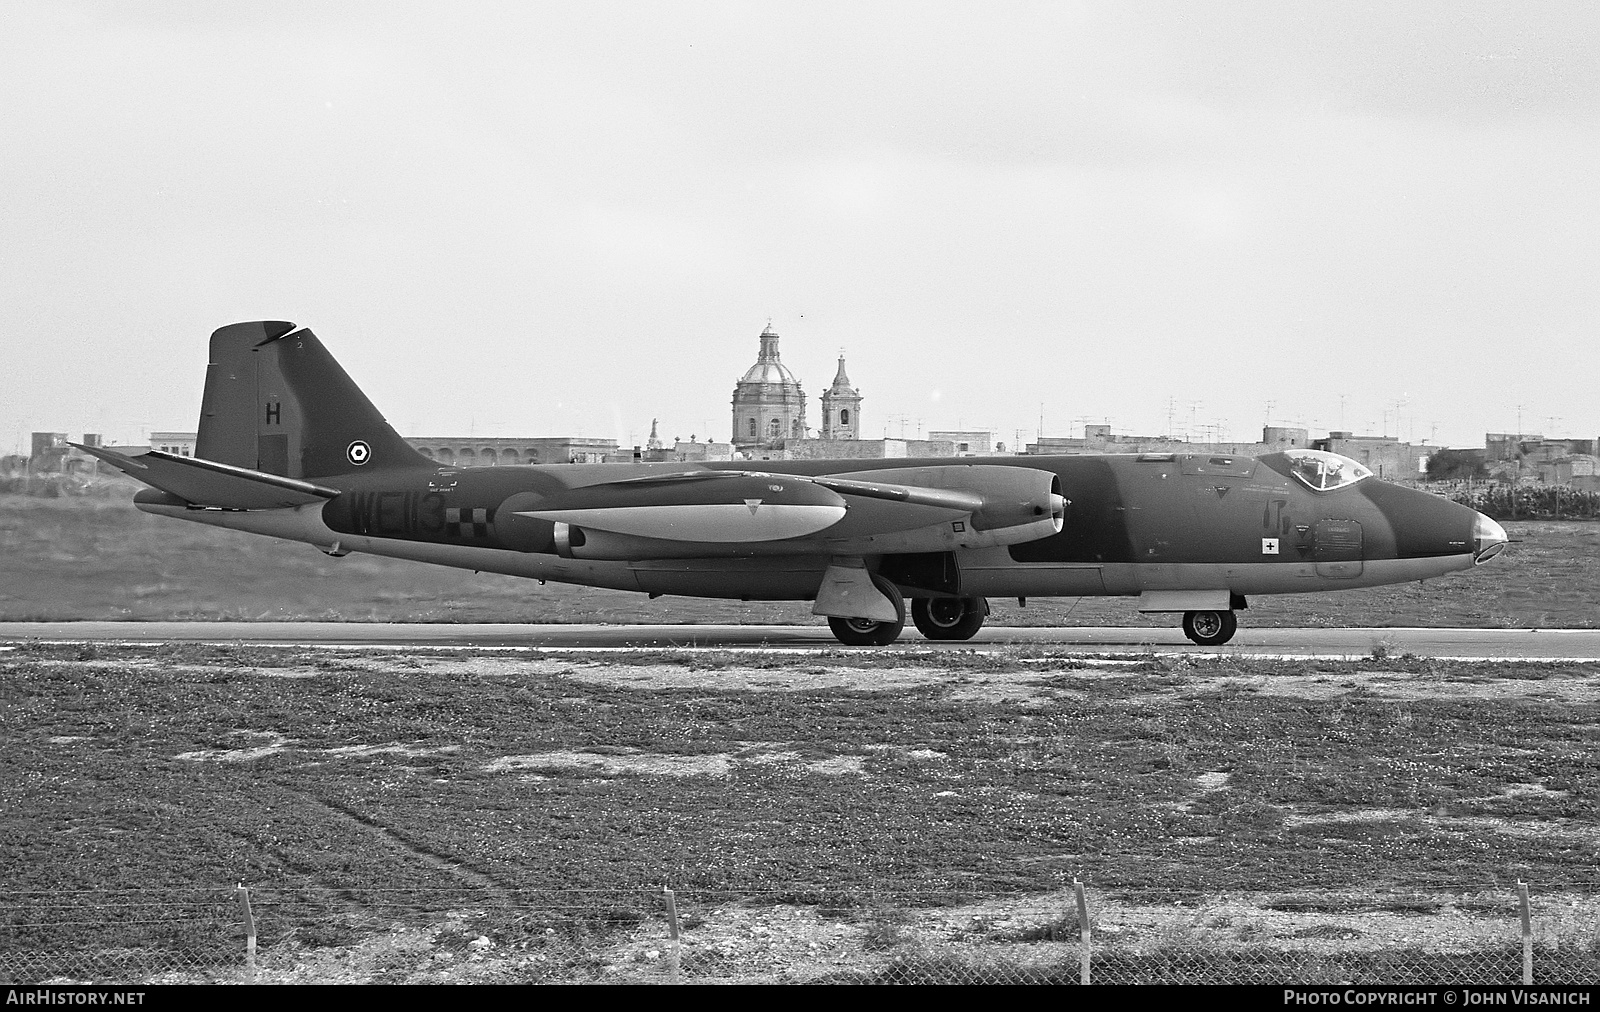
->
[5,882,1599,984]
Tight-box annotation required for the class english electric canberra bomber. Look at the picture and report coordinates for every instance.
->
[82,322,1510,646]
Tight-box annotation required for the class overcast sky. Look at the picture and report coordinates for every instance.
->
[4,2,1597,455]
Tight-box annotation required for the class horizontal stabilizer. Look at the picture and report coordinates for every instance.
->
[73,444,339,510]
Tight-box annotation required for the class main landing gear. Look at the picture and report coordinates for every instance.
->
[822,572,995,647]
[1182,610,1238,646]
[911,596,989,641]
[826,573,906,646]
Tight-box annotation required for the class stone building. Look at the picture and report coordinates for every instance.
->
[405,436,617,466]
[819,356,861,440]
[149,431,197,457]
[927,430,993,455]
[658,438,733,463]
[25,432,130,475]
[1313,432,1429,481]
[1027,425,1306,460]
[731,326,808,451]
[780,438,955,460]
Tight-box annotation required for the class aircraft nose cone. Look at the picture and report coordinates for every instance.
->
[1473,512,1508,564]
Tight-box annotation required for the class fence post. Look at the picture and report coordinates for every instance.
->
[1518,881,1532,985]
[1073,879,1091,985]
[663,886,682,983]
[236,884,257,981]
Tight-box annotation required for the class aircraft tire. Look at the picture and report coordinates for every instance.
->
[827,574,906,646]
[1182,609,1237,646]
[911,596,988,641]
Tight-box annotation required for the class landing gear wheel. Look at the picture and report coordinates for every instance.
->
[912,596,989,641]
[1182,610,1238,646]
[826,574,906,646]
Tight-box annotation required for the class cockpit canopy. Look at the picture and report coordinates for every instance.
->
[1284,448,1372,491]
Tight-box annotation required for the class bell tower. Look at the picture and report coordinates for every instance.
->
[819,353,861,440]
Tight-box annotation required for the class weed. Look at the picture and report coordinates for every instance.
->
[1007,911,1086,942]
[860,908,914,951]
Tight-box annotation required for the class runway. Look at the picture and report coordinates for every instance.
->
[2,621,1600,660]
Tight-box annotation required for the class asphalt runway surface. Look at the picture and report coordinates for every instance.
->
[2,622,1599,660]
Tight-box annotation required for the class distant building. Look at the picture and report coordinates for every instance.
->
[149,431,197,457]
[1026,425,1305,460]
[405,436,618,465]
[1262,426,1311,451]
[1537,454,1600,485]
[26,432,135,475]
[1313,432,1428,481]
[663,438,733,463]
[1016,424,1434,480]
[819,356,862,440]
[928,430,993,456]
[731,326,808,451]
[778,438,955,460]
[31,432,67,461]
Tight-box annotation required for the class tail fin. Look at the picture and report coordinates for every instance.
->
[195,321,430,479]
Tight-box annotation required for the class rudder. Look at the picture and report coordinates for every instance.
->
[195,321,430,478]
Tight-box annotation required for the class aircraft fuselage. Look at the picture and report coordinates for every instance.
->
[134,450,1494,607]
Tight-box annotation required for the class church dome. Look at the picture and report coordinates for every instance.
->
[738,326,799,386]
[731,324,808,449]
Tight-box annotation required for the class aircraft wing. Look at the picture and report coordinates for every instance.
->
[592,469,986,512]
[517,465,1061,550]
[73,444,339,510]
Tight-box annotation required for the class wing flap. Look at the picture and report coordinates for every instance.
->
[74,444,339,509]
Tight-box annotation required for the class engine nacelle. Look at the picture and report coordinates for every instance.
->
[829,465,1065,546]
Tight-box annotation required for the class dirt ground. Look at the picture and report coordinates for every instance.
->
[37,650,1588,984]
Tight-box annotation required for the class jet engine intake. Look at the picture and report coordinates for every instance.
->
[552,521,586,558]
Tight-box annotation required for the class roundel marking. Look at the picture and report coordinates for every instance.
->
[346,440,372,466]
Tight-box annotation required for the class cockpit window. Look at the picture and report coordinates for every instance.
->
[1285,449,1372,491]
